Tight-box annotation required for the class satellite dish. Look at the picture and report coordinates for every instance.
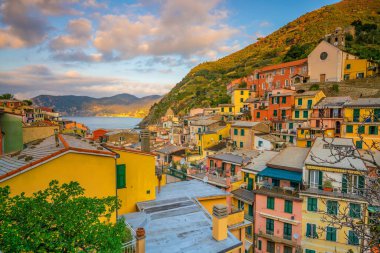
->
[203,176,208,183]
[293,233,299,239]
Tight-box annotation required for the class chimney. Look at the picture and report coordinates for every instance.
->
[212,204,228,241]
[140,129,150,152]
[54,129,59,147]
[136,227,146,253]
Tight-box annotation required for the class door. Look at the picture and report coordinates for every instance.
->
[320,74,326,83]
[335,121,341,134]
[247,178,253,190]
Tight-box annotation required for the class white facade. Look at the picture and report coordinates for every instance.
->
[308,40,357,83]
[254,136,274,151]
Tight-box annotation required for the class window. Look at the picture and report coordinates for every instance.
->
[285,200,293,213]
[356,140,363,149]
[234,129,238,135]
[240,142,243,148]
[346,125,353,133]
[284,223,292,240]
[309,170,320,189]
[285,79,289,86]
[221,107,224,112]
[307,197,317,212]
[267,197,275,209]
[298,98,302,105]
[353,109,360,122]
[257,240,262,250]
[349,203,361,218]
[246,225,252,236]
[305,250,316,253]
[258,140,263,147]
[306,223,318,238]
[266,218,274,235]
[284,246,292,253]
[282,96,286,104]
[238,199,244,210]
[326,227,337,241]
[241,129,245,136]
[346,64,351,69]
[303,111,308,118]
[240,98,243,103]
[116,164,126,188]
[219,135,222,141]
[295,111,300,118]
[289,123,293,129]
[267,241,275,253]
[344,74,350,80]
[327,200,338,215]
[289,136,294,143]
[357,73,364,78]
[256,112,261,118]
[348,230,359,245]
[369,126,378,135]
[229,107,232,112]
[273,110,277,117]
[307,141,312,147]
[357,125,365,134]
[281,68,285,75]
[272,179,280,187]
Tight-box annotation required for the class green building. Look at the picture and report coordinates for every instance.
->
[0,113,23,154]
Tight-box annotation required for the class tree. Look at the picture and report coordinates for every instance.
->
[0,180,131,253]
[0,93,14,99]
[23,99,33,105]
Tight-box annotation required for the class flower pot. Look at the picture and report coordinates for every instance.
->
[323,187,333,192]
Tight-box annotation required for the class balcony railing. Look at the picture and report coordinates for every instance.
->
[266,229,274,235]
[244,213,254,222]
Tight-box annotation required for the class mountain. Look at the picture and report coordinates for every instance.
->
[32,93,162,117]
[141,0,380,126]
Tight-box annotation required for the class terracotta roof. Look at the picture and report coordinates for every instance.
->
[260,58,307,72]
[0,134,116,181]
[105,145,156,156]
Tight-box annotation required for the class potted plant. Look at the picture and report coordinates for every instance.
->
[323,180,333,192]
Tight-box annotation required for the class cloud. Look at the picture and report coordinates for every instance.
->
[0,0,81,49]
[83,0,107,9]
[0,65,173,98]
[259,21,271,28]
[49,18,92,51]
[91,0,238,61]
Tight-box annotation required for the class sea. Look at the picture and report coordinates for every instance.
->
[63,116,142,131]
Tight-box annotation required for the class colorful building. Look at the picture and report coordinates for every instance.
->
[189,118,222,145]
[196,124,230,156]
[251,58,308,97]
[62,120,89,137]
[254,147,309,253]
[342,98,380,150]
[343,59,378,80]
[219,104,236,117]
[0,112,23,154]
[308,40,357,83]
[296,127,335,148]
[231,121,270,150]
[247,98,269,122]
[300,137,367,253]
[92,128,109,142]
[231,88,252,114]
[268,90,295,122]
[309,96,351,137]
[293,90,326,121]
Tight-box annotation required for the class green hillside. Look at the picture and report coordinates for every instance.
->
[141,0,380,126]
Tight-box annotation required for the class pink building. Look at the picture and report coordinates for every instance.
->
[254,147,309,253]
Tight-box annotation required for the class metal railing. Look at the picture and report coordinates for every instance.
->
[121,223,137,253]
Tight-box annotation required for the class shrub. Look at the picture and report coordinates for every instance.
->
[309,84,320,91]
[331,84,339,92]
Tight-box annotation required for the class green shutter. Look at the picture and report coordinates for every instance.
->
[356,140,363,149]
[327,201,338,215]
[374,109,380,122]
[256,112,260,118]
[342,174,348,193]
[298,98,302,105]
[346,125,353,133]
[318,171,323,190]
[258,240,262,250]
[273,110,277,117]
[234,129,238,135]
[357,125,365,134]
[219,134,222,140]
[282,96,286,104]
[358,176,365,195]
[306,223,311,237]
[247,178,253,191]
[267,197,275,209]
[248,204,253,216]
[353,109,360,122]
[116,164,126,189]
[295,111,299,118]
[241,129,245,136]
[303,110,309,118]
[307,100,312,109]
[289,123,293,129]
[285,200,293,213]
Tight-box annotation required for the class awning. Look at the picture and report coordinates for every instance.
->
[368,206,380,213]
[258,167,302,182]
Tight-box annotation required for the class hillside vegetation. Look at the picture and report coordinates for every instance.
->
[141,0,380,126]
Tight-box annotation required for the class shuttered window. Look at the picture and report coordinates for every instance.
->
[307,197,317,212]
[327,200,338,215]
[267,197,275,210]
[284,200,293,213]
[326,227,337,242]
[116,164,126,189]
[346,125,353,133]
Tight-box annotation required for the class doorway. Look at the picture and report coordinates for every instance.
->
[320,74,326,83]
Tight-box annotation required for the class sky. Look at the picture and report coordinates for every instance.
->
[0,0,340,99]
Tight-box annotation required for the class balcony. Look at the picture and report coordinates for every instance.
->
[311,112,343,119]
[254,182,301,200]
[257,230,297,247]
[244,213,254,222]
[301,184,364,201]
[266,229,274,235]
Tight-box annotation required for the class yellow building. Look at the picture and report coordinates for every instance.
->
[342,98,380,150]
[106,145,159,214]
[301,138,368,253]
[196,124,230,157]
[296,127,335,148]
[231,88,251,114]
[293,90,326,121]
[219,104,236,116]
[0,134,119,221]
[343,59,378,80]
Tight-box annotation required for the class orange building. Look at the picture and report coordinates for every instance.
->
[92,128,109,142]
[250,59,308,97]
[247,98,269,122]
[268,90,296,122]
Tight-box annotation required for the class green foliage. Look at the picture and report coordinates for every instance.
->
[0,94,14,99]
[0,180,131,253]
[23,100,33,105]
[283,44,312,62]
[331,84,339,93]
[141,0,380,125]
[309,84,320,91]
